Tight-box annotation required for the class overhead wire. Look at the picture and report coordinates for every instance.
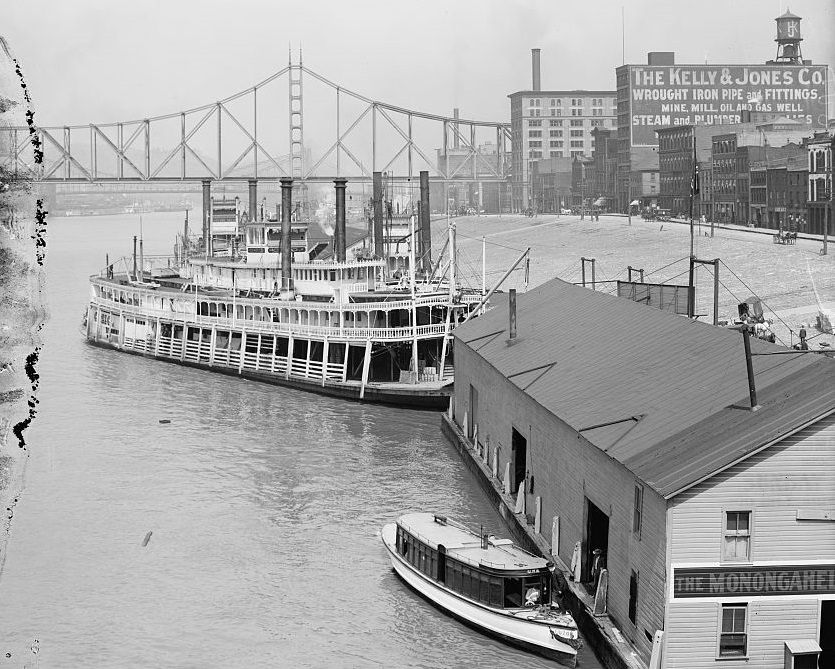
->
[644,256,690,279]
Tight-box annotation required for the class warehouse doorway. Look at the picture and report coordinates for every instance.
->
[469,384,479,440]
[821,600,835,668]
[583,498,609,585]
[511,427,527,494]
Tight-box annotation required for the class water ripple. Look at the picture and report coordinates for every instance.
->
[0,214,601,668]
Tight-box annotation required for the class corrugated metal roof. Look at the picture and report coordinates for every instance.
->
[455,278,835,498]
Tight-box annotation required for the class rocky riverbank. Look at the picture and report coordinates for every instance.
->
[0,35,46,580]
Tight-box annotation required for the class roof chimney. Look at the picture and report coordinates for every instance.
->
[508,288,517,340]
[531,48,541,91]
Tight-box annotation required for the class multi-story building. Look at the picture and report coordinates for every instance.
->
[628,163,660,210]
[750,160,768,225]
[656,125,713,217]
[807,131,833,236]
[712,133,761,225]
[747,143,807,230]
[787,154,808,231]
[588,127,619,211]
[571,156,595,211]
[509,49,615,212]
[530,157,573,213]
[653,118,817,225]
[616,12,828,214]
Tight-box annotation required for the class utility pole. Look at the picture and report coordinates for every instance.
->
[825,134,834,256]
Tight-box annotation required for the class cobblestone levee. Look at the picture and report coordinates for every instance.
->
[445,213,834,351]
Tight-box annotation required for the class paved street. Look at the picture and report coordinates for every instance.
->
[450,213,835,351]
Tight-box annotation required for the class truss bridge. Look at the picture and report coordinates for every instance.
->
[2,55,511,194]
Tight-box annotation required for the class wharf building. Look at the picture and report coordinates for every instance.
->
[508,48,616,213]
[446,279,835,668]
[615,10,829,213]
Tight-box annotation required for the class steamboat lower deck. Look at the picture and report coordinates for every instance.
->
[85,273,466,409]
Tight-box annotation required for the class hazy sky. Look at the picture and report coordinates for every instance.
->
[4,0,834,127]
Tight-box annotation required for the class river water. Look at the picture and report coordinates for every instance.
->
[0,212,602,668]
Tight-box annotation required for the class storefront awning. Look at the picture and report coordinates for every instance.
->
[629,200,640,206]
[593,197,606,207]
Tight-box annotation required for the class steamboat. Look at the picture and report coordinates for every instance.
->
[381,512,581,666]
[84,177,522,408]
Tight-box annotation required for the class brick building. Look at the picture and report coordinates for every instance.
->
[786,154,808,231]
[655,125,712,217]
[749,143,807,230]
[807,131,833,236]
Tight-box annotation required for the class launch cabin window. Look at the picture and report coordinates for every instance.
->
[723,511,751,561]
[718,604,747,657]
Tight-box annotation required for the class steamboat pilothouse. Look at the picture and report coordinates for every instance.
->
[84,174,520,407]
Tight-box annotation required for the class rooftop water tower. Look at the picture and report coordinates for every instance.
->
[773,9,803,64]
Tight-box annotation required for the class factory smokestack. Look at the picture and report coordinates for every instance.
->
[531,48,541,91]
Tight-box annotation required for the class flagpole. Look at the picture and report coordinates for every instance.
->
[689,136,695,259]
[688,135,696,318]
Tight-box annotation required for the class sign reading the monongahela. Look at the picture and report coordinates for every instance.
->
[629,64,829,146]
[673,565,835,598]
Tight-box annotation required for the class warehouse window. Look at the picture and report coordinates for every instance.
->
[718,604,747,657]
[632,485,643,539]
[723,511,751,561]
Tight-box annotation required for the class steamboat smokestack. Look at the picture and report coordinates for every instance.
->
[334,178,347,263]
[419,170,431,271]
[372,171,384,260]
[531,48,541,91]
[201,179,211,254]
[280,177,294,292]
[248,179,258,223]
[453,108,460,149]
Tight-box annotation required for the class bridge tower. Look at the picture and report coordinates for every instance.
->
[289,49,309,218]
[773,9,803,64]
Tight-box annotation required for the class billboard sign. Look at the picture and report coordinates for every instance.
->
[628,65,828,146]
[617,280,691,316]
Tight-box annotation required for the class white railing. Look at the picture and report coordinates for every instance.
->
[92,297,449,342]
[100,323,448,389]
[91,276,463,313]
